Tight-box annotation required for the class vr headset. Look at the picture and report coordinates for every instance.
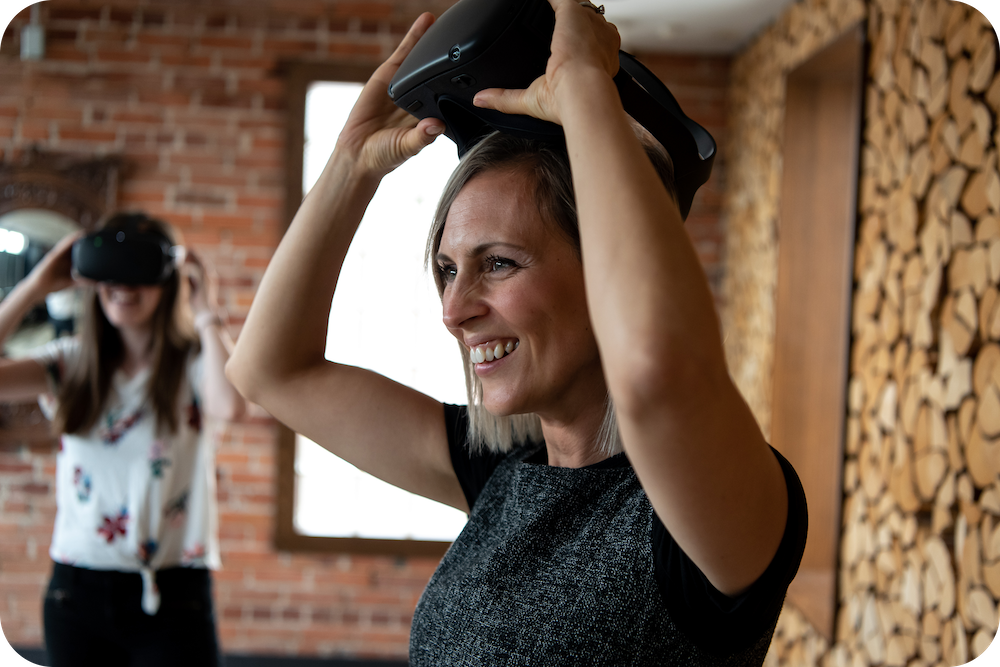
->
[388,0,716,220]
[72,220,180,285]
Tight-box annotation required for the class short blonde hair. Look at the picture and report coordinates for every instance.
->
[426,132,674,455]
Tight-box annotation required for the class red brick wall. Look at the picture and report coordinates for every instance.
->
[0,1,729,660]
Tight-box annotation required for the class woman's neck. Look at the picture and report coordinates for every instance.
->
[538,405,610,468]
[116,325,155,377]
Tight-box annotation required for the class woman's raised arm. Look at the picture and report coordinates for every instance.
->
[0,233,81,403]
[226,14,468,511]
[473,0,791,596]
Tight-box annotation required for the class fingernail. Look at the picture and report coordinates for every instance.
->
[426,125,444,136]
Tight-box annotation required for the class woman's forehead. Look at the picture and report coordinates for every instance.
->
[440,169,547,251]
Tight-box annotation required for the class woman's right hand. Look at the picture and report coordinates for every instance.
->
[334,12,446,177]
[24,231,84,301]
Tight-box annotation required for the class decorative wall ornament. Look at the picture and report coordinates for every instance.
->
[0,148,124,231]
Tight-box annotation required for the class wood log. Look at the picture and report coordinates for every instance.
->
[951,210,974,248]
[959,128,986,168]
[950,251,989,298]
[944,358,973,410]
[960,520,983,588]
[971,628,996,660]
[971,103,993,154]
[962,168,993,219]
[951,616,969,666]
[964,586,998,631]
[920,37,948,85]
[924,534,957,617]
[941,292,976,356]
[917,0,945,40]
[988,71,1000,112]
[914,450,948,502]
[945,5,969,58]
[980,383,1000,439]
[927,67,950,119]
[969,30,997,93]
[949,58,974,134]
[912,63,930,104]
[910,143,933,199]
[960,395,978,447]
[980,286,998,342]
[979,216,1000,243]
[948,413,966,470]
[965,426,1000,489]
[984,559,1000,598]
[973,344,1000,397]
[919,215,949,268]
[902,101,927,147]
[982,485,1000,515]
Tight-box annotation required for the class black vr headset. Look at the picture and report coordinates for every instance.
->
[388,0,716,220]
[72,217,180,285]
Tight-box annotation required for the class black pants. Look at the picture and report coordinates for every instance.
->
[43,562,222,667]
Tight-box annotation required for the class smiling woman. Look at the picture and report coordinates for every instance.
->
[226,3,806,664]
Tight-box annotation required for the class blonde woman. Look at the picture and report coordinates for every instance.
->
[228,2,807,664]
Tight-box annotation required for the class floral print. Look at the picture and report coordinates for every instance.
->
[148,440,171,478]
[73,466,92,502]
[97,508,129,544]
[98,407,146,445]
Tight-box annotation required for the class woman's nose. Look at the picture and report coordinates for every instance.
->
[441,280,488,329]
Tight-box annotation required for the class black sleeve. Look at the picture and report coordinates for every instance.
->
[444,404,508,510]
[652,446,808,656]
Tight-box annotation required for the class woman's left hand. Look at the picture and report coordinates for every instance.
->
[183,251,217,319]
[472,0,620,125]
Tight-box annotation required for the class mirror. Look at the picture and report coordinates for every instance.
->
[0,208,81,357]
[0,150,122,360]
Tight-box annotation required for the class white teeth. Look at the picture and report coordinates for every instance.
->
[470,340,518,364]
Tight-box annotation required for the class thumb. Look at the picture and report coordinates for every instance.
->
[473,88,528,116]
[399,119,446,158]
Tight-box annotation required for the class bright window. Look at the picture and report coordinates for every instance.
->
[293,81,468,542]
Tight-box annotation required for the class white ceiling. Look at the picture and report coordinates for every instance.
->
[601,0,799,54]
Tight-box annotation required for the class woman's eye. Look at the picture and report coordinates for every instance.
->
[436,264,457,283]
[486,255,516,273]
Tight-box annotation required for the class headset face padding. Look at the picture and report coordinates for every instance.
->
[388,0,716,219]
[72,229,176,285]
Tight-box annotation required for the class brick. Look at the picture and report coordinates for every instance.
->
[134,34,190,48]
[112,110,163,124]
[262,38,319,55]
[160,54,213,68]
[95,48,154,65]
[199,35,254,50]
[58,127,118,142]
[332,2,393,20]
[48,8,103,22]
[44,44,89,63]
[328,42,382,58]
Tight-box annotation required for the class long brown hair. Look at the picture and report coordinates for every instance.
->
[53,213,198,436]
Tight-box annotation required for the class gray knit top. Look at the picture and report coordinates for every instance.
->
[409,405,808,666]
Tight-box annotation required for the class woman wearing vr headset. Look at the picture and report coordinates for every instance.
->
[229,0,806,664]
[0,213,242,667]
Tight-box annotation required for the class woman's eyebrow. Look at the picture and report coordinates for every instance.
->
[436,242,526,263]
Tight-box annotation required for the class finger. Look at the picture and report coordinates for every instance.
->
[473,88,531,116]
[399,118,445,158]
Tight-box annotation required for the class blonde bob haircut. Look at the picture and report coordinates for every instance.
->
[425,129,676,457]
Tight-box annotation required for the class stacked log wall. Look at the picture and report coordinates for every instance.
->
[723,0,1000,665]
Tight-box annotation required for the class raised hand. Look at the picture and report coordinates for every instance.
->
[472,0,621,126]
[25,231,85,300]
[335,12,446,177]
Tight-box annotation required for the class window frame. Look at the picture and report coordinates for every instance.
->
[274,61,451,558]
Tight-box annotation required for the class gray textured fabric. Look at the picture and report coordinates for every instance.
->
[409,446,776,666]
